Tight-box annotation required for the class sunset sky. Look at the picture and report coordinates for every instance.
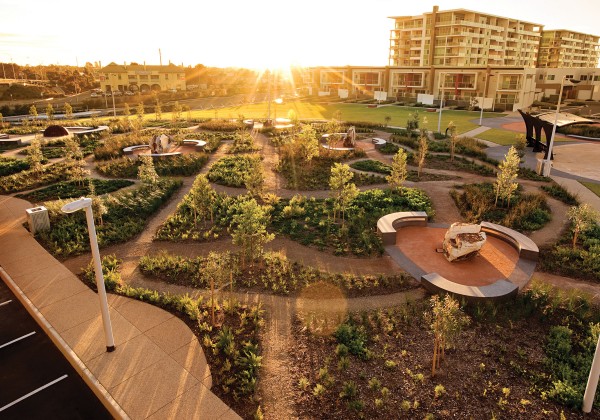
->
[1,0,599,69]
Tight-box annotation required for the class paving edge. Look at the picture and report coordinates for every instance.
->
[0,266,130,420]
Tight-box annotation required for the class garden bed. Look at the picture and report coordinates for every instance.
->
[350,159,459,182]
[37,178,182,257]
[207,155,262,187]
[0,156,30,176]
[451,183,551,232]
[16,178,134,203]
[0,161,75,194]
[139,251,417,297]
[96,153,209,178]
[287,283,598,418]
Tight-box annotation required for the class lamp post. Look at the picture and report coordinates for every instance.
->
[437,72,445,133]
[583,336,600,412]
[542,76,580,177]
[111,88,116,117]
[61,198,115,352]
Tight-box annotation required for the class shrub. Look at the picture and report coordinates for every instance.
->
[541,183,579,205]
[207,155,261,187]
[350,160,391,175]
[96,153,208,178]
[16,178,134,202]
[334,322,368,359]
[0,156,29,176]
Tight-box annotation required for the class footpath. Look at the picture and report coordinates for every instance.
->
[0,195,239,419]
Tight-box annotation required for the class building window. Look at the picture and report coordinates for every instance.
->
[539,74,544,80]
[151,75,159,80]
[391,73,423,87]
[594,75,600,81]
[128,75,137,80]
[320,71,345,85]
[353,72,380,86]
[165,74,169,80]
[581,75,588,81]
[118,75,122,80]
[547,75,555,81]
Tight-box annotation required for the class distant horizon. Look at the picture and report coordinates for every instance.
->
[1,0,599,70]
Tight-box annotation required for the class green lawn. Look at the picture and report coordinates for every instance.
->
[475,128,522,145]
[476,127,574,145]
[91,101,502,135]
[580,181,600,198]
[186,102,503,134]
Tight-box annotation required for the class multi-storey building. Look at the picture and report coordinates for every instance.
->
[301,7,600,111]
[99,63,186,93]
[538,30,600,68]
[389,7,543,69]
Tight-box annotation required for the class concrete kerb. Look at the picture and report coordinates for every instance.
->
[0,267,130,420]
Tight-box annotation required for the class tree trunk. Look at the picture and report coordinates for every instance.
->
[573,228,579,249]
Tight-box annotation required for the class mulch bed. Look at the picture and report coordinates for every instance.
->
[287,302,586,419]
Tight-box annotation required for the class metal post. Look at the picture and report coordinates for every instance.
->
[479,104,484,126]
[543,77,565,177]
[583,333,600,412]
[437,73,444,133]
[111,90,116,117]
[83,205,115,352]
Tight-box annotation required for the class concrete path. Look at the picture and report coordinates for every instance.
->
[0,195,239,420]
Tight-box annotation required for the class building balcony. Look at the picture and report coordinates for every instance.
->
[498,83,521,90]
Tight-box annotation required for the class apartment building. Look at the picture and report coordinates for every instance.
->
[302,7,600,111]
[538,30,600,68]
[388,7,542,68]
[99,63,186,93]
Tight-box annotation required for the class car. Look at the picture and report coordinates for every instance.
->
[105,92,112,97]
[90,92,100,97]
[113,90,123,96]
[124,91,135,96]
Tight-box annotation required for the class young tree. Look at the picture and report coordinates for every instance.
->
[172,101,182,121]
[29,105,38,124]
[186,174,217,226]
[64,136,88,184]
[138,155,159,185]
[88,179,107,226]
[155,99,162,120]
[245,164,265,198]
[136,102,145,121]
[417,132,428,179]
[447,121,457,162]
[45,103,54,121]
[203,251,228,326]
[494,146,520,207]
[182,104,191,121]
[64,102,73,120]
[329,163,359,223]
[387,148,408,194]
[384,115,391,127]
[296,124,320,164]
[230,199,274,268]
[567,204,599,249]
[123,103,130,118]
[406,111,419,137]
[27,137,44,177]
[426,294,470,377]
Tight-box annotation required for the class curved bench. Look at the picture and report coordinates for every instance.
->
[377,211,428,245]
[480,221,539,261]
[149,152,182,158]
[421,272,518,302]
[372,138,386,150]
[123,144,150,155]
[182,139,207,150]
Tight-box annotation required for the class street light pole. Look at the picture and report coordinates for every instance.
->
[437,72,445,133]
[111,89,116,117]
[583,335,600,412]
[61,198,115,352]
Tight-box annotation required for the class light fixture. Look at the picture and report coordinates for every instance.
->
[61,197,115,352]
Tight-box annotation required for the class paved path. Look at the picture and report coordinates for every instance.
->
[0,195,239,420]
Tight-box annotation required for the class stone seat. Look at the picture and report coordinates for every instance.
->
[123,144,150,155]
[182,139,207,150]
[479,221,539,261]
[372,138,386,149]
[376,211,428,245]
[0,138,22,146]
[421,272,518,302]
